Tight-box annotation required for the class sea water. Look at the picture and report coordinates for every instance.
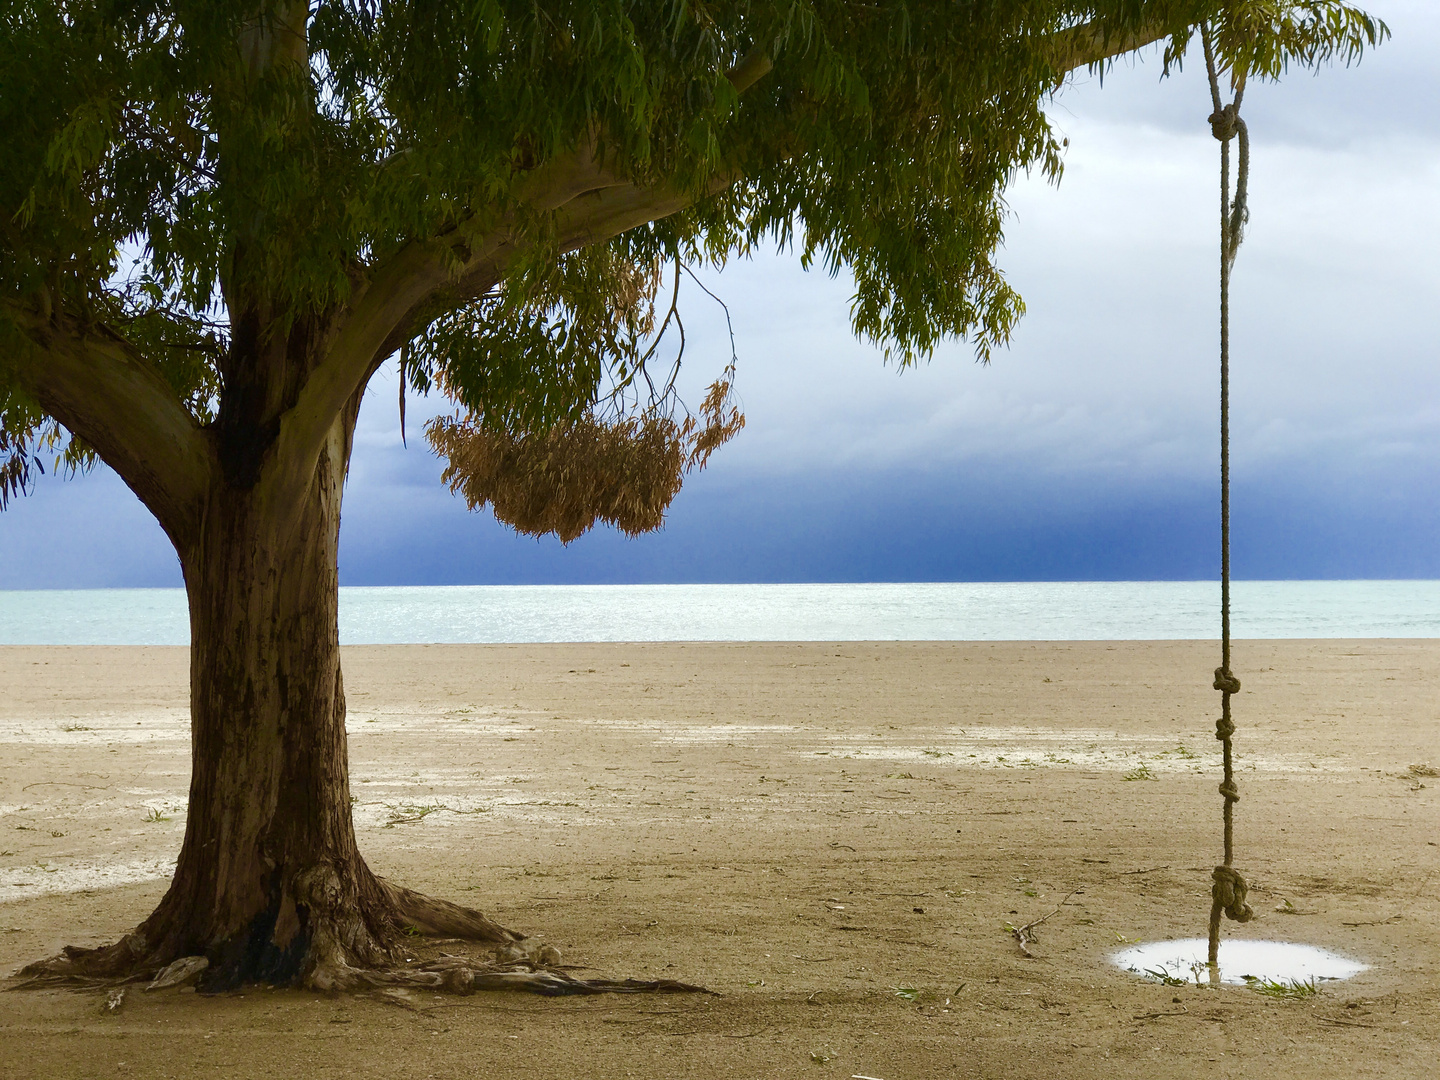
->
[1,580,1438,646]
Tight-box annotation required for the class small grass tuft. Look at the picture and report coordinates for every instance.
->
[382,802,487,827]
[385,804,441,827]
[1122,764,1158,782]
[891,986,921,1002]
[143,807,171,823]
[1244,975,1319,998]
[1140,966,1189,987]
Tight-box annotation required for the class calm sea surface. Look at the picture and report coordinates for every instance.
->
[1,581,1438,645]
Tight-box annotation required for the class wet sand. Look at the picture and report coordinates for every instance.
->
[1,641,1437,1078]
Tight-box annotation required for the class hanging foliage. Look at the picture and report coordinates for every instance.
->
[429,367,743,542]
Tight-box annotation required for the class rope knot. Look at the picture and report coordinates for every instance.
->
[1218,778,1240,802]
[1211,865,1254,923]
[1212,667,1241,695]
[1209,104,1240,142]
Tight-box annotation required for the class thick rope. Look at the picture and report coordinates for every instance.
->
[1202,30,1254,971]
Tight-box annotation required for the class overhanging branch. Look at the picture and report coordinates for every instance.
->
[4,303,211,549]
[262,238,465,515]
[726,47,773,93]
[1044,18,1176,78]
[276,17,1185,503]
[305,40,783,431]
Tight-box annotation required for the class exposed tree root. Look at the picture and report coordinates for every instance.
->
[5,884,712,999]
[336,954,713,997]
[9,944,711,998]
[379,878,521,942]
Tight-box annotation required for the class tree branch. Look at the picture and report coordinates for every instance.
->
[269,43,786,488]
[1044,19,1176,78]
[262,238,464,514]
[514,134,629,212]
[270,165,636,511]
[4,304,211,550]
[726,47,773,93]
[271,19,1179,500]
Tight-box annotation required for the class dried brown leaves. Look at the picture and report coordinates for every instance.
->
[428,375,743,543]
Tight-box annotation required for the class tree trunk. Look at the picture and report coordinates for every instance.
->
[141,425,395,990]
[13,351,697,996]
[56,419,517,991]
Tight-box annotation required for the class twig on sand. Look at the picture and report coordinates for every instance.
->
[1133,1005,1188,1020]
[1010,887,1084,958]
[661,1029,767,1039]
[1317,1015,1376,1029]
[1341,915,1401,927]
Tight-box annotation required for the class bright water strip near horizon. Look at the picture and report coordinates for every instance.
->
[2,581,1439,646]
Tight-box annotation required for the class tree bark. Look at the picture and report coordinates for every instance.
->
[31,412,515,992]
[139,419,391,990]
[170,425,381,989]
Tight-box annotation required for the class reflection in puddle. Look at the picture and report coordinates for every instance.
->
[1114,938,1367,987]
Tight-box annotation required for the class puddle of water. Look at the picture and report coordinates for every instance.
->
[1114,938,1367,986]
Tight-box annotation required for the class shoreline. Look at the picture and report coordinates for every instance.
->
[6,579,1440,645]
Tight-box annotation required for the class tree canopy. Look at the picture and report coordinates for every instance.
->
[1,1,1384,539]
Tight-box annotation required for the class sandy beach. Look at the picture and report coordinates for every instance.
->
[1,640,1437,1078]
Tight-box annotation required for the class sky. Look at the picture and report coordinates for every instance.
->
[2,2,1437,588]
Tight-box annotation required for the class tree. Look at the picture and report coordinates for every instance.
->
[1,1,1381,994]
